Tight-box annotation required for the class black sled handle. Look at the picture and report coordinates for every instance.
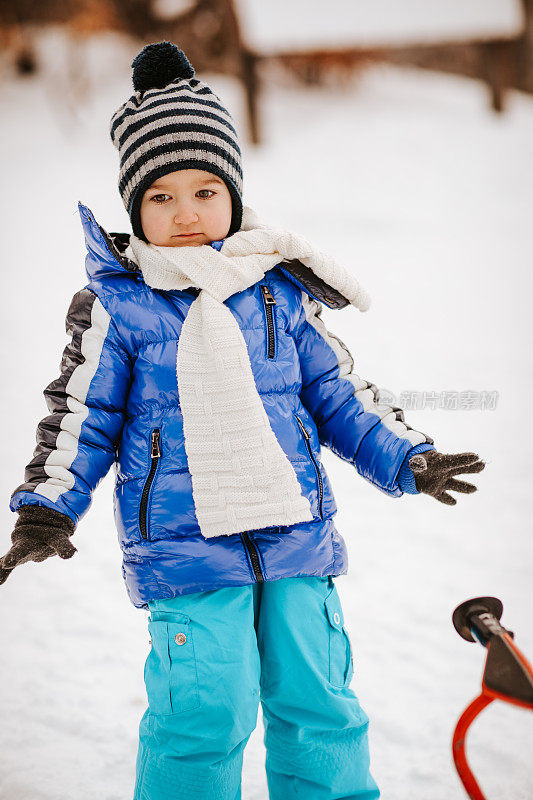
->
[451,596,533,800]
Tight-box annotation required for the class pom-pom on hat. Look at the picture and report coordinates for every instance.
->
[131,41,194,91]
[110,41,243,241]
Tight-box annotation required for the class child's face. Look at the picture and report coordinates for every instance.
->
[140,168,233,247]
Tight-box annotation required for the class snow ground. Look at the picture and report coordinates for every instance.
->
[0,33,532,799]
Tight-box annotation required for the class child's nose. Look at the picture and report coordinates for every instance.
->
[173,202,199,225]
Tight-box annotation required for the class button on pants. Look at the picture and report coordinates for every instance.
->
[133,576,380,800]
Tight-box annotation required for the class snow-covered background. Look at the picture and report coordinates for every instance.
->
[0,30,532,800]
[234,0,524,52]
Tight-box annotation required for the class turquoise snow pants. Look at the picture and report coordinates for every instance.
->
[133,576,380,800]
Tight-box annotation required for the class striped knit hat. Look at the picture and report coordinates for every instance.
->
[110,41,243,240]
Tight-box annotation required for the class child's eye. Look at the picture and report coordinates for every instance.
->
[197,190,215,199]
[150,194,170,203]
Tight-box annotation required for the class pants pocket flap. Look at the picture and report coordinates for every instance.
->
[324,590,344,630]
[145,619,200,715]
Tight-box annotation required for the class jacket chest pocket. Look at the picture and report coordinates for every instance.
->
[261,284,277,359]
[139,428,161,540]
[324,587,354,688]
[145,616,200,715]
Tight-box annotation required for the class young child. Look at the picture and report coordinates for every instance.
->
[0,42,485,800]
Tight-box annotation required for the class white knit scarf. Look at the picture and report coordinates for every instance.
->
[126,207,370,540]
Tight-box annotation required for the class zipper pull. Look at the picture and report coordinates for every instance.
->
[295,415,310,440]
[261,285,276,304]
[151,429,161,458]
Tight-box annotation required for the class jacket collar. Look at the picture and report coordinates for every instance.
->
[79,202,227,282]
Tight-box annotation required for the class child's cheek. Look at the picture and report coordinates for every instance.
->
[155,210,168,234]
[146,207,168,239]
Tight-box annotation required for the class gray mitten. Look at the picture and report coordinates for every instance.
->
[0,506,76,585]
[409,450,485,506]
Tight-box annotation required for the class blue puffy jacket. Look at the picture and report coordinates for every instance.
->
[10,204,434,608]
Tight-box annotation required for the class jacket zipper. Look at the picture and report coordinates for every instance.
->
[295,414,323,520]
[261,285,276,359]
[241,532,264,582]
[139,428,161,540]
